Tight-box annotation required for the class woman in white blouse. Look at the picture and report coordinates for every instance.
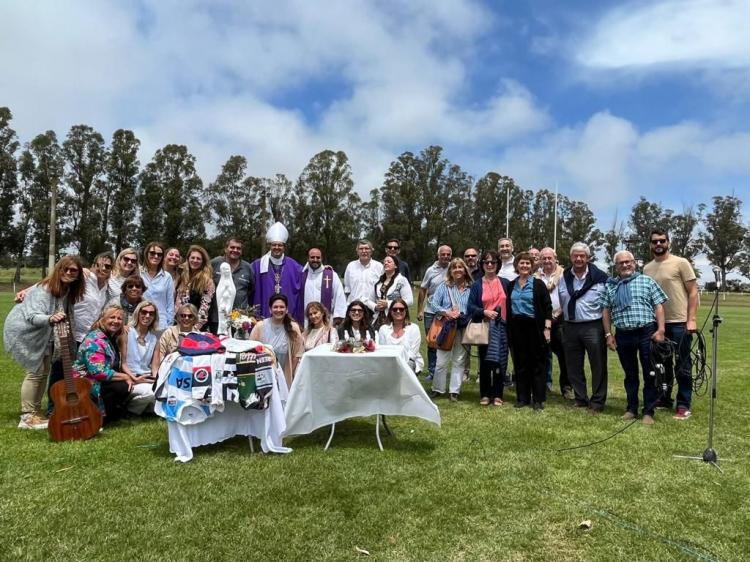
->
[366,255,413,329]
[377,297,423,375]
[302,302,339,351]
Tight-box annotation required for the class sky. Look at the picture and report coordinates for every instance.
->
[1,0,748,246]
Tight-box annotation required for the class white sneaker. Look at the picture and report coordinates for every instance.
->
[18,413,48,430]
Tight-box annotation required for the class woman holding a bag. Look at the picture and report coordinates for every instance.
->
[429,258,472,401]
[467,250,510,406]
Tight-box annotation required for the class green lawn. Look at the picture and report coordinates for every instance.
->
[1,292,748,561]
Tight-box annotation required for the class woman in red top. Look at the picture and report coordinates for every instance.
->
[467,250,511,406]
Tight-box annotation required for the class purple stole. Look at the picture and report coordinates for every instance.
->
[301,266,335,314]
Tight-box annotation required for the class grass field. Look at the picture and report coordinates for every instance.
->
[1,291,748,561]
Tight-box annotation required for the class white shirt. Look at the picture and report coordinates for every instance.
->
[344,259,383,304]
[377,324,423,373]
[499,259,518,281]
[303,265,347,323]
[365,273,414,324]
[73,271,111,342]
[537,268,562,311]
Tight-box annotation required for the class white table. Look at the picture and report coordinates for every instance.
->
[166,363,292,462]
[283,345,441,449]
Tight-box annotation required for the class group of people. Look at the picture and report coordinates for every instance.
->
[4,221,697,431]
[413,233,697,424]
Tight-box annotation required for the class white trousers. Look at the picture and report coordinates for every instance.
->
[127,382,156,415]
[432,331,467,395]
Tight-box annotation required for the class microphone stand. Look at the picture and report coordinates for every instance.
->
[674,269,727,471]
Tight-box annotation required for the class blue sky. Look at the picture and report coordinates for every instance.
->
[1,0,748,236]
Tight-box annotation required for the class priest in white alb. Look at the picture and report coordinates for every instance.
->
[300,248,347,326]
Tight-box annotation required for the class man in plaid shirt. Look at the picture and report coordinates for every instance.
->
[601,250,667,425]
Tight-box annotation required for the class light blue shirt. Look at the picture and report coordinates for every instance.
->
[421,262,449,314]
[511,280,535,317]
[126,330,158,374]
[142,269,175,330]
[558,268,605,322]
[431,282,470,315]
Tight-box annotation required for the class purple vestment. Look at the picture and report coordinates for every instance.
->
[251,255,304,324]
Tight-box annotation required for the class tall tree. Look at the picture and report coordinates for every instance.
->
[62,124,108,258]
[558,198,601,265]
[602,212,626,275]
[207,155,264,253]
[702,195,747,285]
[106,129,140,254]
[667,204,705,265]
[138,144,205,247]
[627,196,672,264]
[23,131,64,265]
[0,107,19,258]
[293,150,362,270]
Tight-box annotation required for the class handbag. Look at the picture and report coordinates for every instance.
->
[462,319,489,345]
[427,315,457,350]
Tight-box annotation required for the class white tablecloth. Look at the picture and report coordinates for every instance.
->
[167,363,292,462]
[283,345,441,437]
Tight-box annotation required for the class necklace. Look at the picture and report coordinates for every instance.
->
[271,261,284,293]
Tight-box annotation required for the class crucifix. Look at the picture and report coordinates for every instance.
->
[323,275,331,289]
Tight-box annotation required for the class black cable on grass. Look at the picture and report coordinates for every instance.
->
[538,489,722,562]
[555,419,639,452]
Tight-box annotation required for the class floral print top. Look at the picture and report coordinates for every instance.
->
[73,329,120,411]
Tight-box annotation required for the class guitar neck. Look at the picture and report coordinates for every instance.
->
[56,321,77,395]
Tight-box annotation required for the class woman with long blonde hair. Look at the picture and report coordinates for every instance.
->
[109,247,140,299]
[175,245,215,331]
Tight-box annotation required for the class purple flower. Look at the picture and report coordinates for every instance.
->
[242,321,251,330]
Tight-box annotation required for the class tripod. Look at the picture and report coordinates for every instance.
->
[675,281,727,471]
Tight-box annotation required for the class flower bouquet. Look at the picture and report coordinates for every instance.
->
[333,337,376,354]
[228,307,259,339]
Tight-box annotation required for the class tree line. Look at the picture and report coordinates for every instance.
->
[1,106,747,283]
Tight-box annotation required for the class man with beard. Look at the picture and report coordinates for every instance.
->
[463,247,482,282]
[301,247,347,326]
[207,237,255,335]
[384,238,411,282]
[601,250,667,425]
[643,228,698,420]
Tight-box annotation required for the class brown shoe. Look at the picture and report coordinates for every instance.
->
[622,411,636,421]
[642,414,655,425]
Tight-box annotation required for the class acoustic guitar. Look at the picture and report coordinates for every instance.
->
[48,321,102,441]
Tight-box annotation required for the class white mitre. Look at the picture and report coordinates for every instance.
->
[266,222,289,244]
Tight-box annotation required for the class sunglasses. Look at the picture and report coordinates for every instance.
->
[650,239,668,245]
[350,309,364,314]
[482,260,497,265]
[125,284,143,290]
[386,245,399,250]
[140,310,156,316]
[122,257,137,264]
[464,254,477,259]
[179,313,195,319]
[97,263,113,270]
[63,267,79,274]
[391,307,406,312]
[148,251,164,257]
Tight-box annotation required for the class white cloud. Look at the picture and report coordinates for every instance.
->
[577,0,750,70]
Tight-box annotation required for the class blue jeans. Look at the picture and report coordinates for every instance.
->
[615,324,658,416]
[424,313,437,376]
[663,323,693,409]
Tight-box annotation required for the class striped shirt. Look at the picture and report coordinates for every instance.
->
[599,273,667,329]
[431,282,471,315]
